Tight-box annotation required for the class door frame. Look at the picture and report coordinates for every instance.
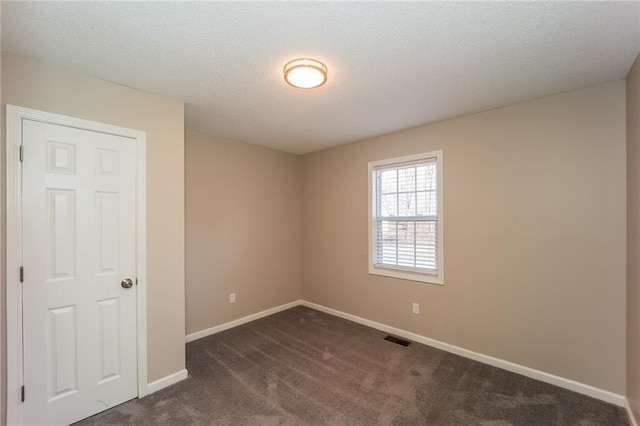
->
[6,105,149,425]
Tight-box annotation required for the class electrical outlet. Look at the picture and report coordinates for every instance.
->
[412,303,419,314]
[230,293,236,303]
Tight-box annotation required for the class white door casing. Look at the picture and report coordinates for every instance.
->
[6,106,148,426]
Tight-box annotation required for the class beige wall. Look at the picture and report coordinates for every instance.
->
[185,129,301,335]
[302,81,627,394]
[0,53,186,422]
[627,52,640,421]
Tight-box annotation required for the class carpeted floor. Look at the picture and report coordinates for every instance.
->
[76,306,629,425]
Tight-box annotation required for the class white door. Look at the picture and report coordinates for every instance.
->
[22,120,138,425]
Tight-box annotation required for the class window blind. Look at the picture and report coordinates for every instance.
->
[373,159,438,273]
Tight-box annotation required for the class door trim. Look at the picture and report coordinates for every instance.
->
[6,105,149,425]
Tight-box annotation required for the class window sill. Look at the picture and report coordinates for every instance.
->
[369,265,444,285]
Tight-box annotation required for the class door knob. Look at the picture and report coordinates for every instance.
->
[121,278,134,289]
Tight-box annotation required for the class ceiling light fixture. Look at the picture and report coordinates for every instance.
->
[283,58,328,89]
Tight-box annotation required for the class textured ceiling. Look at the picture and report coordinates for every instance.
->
[2,2,639,154]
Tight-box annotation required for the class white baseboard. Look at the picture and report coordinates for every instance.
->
[627,398,639,426]
[183,298,626,407]
[146,369,189,394]
[185,300,302,343]
[300,300,626,407]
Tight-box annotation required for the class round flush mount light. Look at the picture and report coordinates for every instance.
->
[283,58,328,89]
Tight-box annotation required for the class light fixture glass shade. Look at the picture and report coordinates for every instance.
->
[284,58,328,89]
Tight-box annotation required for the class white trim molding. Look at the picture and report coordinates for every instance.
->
[627,399,639,426]
[5,105,149,423]
[135,125,149,398]
[186,300,302,343]
[146,369,189,395]
[300,300,626,407]
[6,105,25,426]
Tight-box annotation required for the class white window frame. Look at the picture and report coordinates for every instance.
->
[368,150,444,285]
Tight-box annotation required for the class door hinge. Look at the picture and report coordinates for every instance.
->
[136,277,138,286]
[19,266,24,283]
[21,385,25,402]
[19,145,23,163]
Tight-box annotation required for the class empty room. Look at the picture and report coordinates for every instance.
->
[1,1,640,425]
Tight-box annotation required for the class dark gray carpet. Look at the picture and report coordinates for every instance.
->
[76,306,629,425]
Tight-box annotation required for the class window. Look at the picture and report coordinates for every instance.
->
[368,151,443,284]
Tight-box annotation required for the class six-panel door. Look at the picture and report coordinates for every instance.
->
[22,120,138,425]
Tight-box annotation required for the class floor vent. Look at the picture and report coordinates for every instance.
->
[384,335,411,346]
